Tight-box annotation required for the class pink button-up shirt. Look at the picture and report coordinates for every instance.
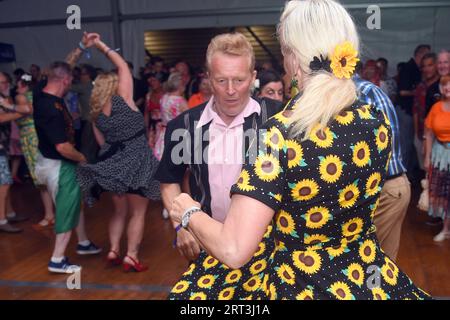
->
[196,97,261,222]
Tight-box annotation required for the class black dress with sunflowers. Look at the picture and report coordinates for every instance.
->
[169,96,430,300]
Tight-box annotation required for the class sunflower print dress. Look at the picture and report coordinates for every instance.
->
[169,96,430,300]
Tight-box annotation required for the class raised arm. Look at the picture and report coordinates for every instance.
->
[93,38,135,109]
[65,32,99,68]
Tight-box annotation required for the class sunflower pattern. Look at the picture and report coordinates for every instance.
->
[169,96,430,300]
[254,153,281,182]
[264,126,285,151]
[309,125,337,148]
[319,155,344,183]
[374,125,389,153]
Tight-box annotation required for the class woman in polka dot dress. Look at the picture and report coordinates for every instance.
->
[168,0,430,300]
[76,34,160,272]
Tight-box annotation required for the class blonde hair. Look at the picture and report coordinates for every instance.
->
[206,32,255,72]
[278,0,360,139]
[164,71,183,93]
[90,72,118,119]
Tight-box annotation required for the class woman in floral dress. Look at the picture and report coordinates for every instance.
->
[168,0,430,300]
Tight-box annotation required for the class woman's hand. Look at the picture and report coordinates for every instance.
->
[81,31,100,48]
[170,193,201,225]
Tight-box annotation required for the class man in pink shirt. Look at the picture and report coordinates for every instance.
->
[155,33,282,261]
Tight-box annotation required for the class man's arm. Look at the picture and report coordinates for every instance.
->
[161,182,201,261]
[55,142,86,163]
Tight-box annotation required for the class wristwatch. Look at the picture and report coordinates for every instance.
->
[181,206,202,229]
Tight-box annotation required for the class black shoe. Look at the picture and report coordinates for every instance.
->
[0,223,22,233]
[7,214,29,223]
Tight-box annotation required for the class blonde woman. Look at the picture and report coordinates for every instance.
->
[168,0,429,300]
[76,35,160,272]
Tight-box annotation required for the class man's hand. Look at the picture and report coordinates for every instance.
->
[176,228,201,261]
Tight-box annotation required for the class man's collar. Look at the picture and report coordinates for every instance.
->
[196,97,261,129]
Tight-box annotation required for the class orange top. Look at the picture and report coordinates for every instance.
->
[425,101,450,142]
[188,93,206,109]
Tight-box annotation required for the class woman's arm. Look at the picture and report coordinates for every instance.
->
[170,193,275,269]
[92,122,105,147]
[423,127,434,171]
[14,94,33,115]
[94,38,136,109]
[66,32,99,68]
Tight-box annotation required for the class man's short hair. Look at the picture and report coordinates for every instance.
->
[422,52,437,64]
[414,44,431,57]
[206,32,255,72]
[47,61,72,81]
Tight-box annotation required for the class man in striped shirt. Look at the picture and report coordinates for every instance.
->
[354,74,409,261]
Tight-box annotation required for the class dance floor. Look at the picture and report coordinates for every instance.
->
[0,182,449,300]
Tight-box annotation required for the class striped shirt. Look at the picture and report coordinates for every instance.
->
[354,75,407,177]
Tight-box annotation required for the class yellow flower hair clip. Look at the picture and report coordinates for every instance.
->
[330,41,360,79]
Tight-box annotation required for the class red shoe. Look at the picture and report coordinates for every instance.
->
[123,255,148,272]
[106,250,122,266]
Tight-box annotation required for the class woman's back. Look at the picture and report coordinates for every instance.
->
[235,97,391,251]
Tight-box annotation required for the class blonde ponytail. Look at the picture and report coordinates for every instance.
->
[289,72,357,140]
[278,0,360,140]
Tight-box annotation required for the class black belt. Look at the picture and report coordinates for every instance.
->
[97,129,146,162]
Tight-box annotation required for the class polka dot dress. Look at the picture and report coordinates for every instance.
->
[169,96,430,300]
[77,95,160,206]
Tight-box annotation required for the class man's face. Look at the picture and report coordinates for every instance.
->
[0,73,10,95]
[437,52,450,77]
[421,58,437,81]
[208,52,256,120]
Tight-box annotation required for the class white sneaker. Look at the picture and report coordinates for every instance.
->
[433,231,450,242]
[162,208,169,220]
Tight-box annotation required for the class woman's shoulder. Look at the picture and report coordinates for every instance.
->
[429,101,443,114]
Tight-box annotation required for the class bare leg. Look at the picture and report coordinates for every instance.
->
[108,194,128,258]
[442,217,450,233]
[52,231,72,258]
[36,187,55,226]
[0,185,9,221]
[125,194,149,261]
[75,210,88,243]
[10,157,21,180]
